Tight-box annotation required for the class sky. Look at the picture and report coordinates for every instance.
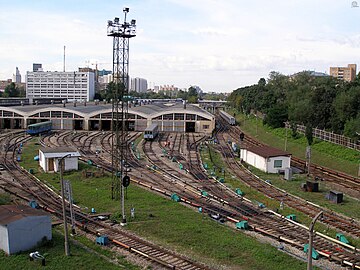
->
[1,0,360,93]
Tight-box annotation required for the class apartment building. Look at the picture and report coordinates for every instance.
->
[130,77,148,93]
[329,64,357,82]
[26,70,95,102]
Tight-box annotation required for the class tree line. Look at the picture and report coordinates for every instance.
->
[227,71,360,140]
[0,83,25,98]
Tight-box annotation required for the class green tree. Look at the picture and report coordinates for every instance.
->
[187,86,198,103]
[343,113,360,140]
[104,82,126,102]
[263,103,288,128]
[3,82,24,97]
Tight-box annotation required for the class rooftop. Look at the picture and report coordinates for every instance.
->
[245,144,291,158]
[2,102,214,119]
[0,205,49,226]
[40,146,79,154]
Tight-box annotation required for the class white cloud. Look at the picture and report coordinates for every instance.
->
[1,0,360,92]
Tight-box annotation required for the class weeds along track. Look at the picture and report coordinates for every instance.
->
[140,132,360,269]
[14,131,360,269]
[218,115,360,196]
[214,124,360,239]
[0,132,212,270]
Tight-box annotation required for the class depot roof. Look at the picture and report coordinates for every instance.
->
[0,102,214,120]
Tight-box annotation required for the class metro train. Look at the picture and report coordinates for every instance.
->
[144,123,159,140]
[26,121,52,135]
[219,110,236,125]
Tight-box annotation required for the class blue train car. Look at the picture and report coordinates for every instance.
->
[144,124,159,140]
[27,121,52,135]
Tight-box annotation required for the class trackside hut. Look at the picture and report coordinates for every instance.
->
[39,147,81,173]
[0,205,52,255]
[240,145,291,173]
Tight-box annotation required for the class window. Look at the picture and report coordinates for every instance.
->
[163,114,173,120]
[274,160,282,168]
[197,115,210,121]
[203,125,209,129]
[174,113,184,120]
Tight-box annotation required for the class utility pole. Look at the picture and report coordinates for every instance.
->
[306,146,311,176]
[107,8,136,226]
[63,45,66,72]
[59,153,72,256]
[65,180,76,235]
[307,212,323,270]
[284,125,288,151]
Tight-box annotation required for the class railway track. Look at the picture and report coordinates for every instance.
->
[139,132,360,269]
[219,115,360,196]
[215,129,360,236]
[4,130,360,269]
[0,131,212,270]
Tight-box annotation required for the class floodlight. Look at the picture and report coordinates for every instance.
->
[114,17,119,23]
[123,7,129,12]
[131,19,136,25]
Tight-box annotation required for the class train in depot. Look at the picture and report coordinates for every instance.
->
[219,110,236,125]
[26,121,52,135]
[144,123,159,140]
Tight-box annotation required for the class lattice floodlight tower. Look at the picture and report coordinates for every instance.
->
[107,7,136,225]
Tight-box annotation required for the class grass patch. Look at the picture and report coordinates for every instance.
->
[0,193,11,205]
[16,138,311,270]
[0,230,138,270]
[200,144,360,247]
[233,113,360,176]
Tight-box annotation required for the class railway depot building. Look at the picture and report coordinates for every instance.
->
[0,102,215,134]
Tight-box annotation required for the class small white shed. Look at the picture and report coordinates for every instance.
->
[39,147,81,173]
[240,145,291,173]
[0,205,52,255]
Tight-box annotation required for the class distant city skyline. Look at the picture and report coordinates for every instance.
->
[1,0,360,92]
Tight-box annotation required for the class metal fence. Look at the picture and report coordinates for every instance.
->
[285,123,360,151]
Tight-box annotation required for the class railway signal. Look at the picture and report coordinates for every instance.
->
[122,175,130,187]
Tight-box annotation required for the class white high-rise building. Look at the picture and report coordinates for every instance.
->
[13,67,21,83]
[26,71,95,102]
[130,77,148,93]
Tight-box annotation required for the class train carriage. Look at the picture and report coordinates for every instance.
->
[219,110,236,125]
[27,121,52,135]
[144,123,159,140]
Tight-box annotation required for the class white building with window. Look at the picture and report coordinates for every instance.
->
[240,145,291,173]
[26,70,95,102]
[39,147,81,173]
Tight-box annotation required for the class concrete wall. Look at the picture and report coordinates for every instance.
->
[240,150,267,172]
[0,225,9,254]
[240,149,291,173]
[197,120,214,134]
[39,151,46,171]
[7,215,52,254]
[267,156,291,173]
[53,157,78,172]
[39,150,79,172]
